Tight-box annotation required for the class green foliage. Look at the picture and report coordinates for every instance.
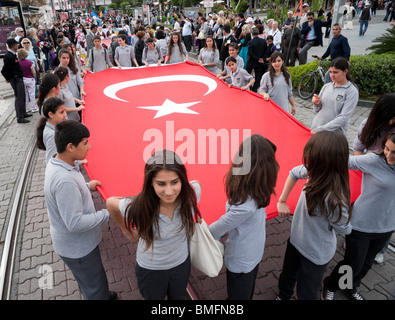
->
[310,0,325,13]
[234,0,249,14]
[120,1,130,11]
[183,0,193,7]
[108,3,118,9]
[367,28,395,55]
[260,0,288,28]
[289,54,395,98]
[349,54,395,97]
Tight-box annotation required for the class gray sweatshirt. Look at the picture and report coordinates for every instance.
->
[58,85,80,122]
[115,45,136,67]
[142,45,162,65]
[44,158,110,259]
[311,81,359,135]
[208,197,266,273]
[289,165,352,265]
[198,48,220,74]
[118,181,201,270]
[86,46,112,72]
[43,122,56,164]
[65,66,84,100]
[348,154,395,233]
[166,43,187,64]
[258,71,293,113]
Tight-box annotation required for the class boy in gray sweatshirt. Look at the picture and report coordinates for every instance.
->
[44,120,115,300]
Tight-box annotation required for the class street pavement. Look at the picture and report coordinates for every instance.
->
[0,10,394,301]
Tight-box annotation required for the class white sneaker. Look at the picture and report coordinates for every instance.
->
[31,108,39,113]
[374,253,384,264]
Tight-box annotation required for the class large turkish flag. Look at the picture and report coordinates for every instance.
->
[82,61,361,224]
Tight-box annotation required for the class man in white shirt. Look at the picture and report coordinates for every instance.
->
[174,18,181,32]
[181,16,193,52]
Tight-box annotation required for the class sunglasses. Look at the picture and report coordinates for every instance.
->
[22,42,29,45]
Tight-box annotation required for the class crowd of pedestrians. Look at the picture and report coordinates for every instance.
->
[1,4,394,301]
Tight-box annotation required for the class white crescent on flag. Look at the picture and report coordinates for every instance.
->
[103,75,218,103]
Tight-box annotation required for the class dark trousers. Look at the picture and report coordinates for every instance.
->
[226,263,259,300]
[284,46,299,67]
[182,35,193,52]
[9,76,26,120]
[247,65,265,93]
[324,229,393,292]
[60,246,110,300]
[135,255,191,300]
[278,239,328,300]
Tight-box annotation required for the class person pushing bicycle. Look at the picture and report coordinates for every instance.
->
[317,23,350,84]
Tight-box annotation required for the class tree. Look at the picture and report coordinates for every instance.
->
[260,0,288,27]
[367,28,395,55]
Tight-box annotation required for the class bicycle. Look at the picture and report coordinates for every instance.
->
[297,56,330,100]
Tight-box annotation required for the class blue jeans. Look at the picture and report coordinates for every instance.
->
[359,20,369,36]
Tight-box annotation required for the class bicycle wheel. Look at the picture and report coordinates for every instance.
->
[298,72,318,100]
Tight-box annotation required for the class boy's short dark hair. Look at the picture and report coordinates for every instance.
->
[118,34,128,44]
[93,35,101,41]
[226,56,237,65]
[55,120,90,153]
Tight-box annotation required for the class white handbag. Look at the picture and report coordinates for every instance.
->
[189,218,224,277]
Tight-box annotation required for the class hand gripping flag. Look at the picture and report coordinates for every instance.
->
[82,62,362,224]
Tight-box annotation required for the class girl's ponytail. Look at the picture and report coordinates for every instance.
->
[35,117,48,150]
[37,73,60,112]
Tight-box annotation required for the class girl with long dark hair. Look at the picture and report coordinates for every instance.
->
[198,35,220,74]
[209,134,279,300]
[106,150,201,300]
[258,52,296,115]
[35,97,67,163]
[277,131,353,300]
[353,93,395,263]
[164,32,188,64]
[323,128,395,300]
[58,49,86,100]
[311,57,359,136]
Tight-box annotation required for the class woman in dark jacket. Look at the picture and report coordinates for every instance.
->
[134,30,146,66]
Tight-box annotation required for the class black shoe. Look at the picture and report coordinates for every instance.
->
[17,118,30,123]
[109,291,117,300]
[343,289,364,300]
[23,113,33,118]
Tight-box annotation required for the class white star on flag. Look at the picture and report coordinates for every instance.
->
[138,99,201,119]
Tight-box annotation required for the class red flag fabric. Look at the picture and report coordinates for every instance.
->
[82,61,361,224]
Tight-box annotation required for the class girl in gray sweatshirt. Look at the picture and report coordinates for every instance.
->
[277,131,352,300]
[209,134,279,300]
[323,128,395,300]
